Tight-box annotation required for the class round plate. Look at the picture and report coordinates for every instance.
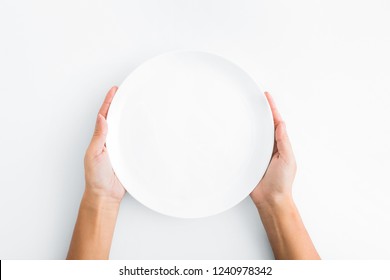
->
[107,51,274,218]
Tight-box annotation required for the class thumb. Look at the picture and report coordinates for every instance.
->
[89,114,108,155]
[275,121,294,160]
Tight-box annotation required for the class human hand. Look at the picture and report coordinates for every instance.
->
[84,86,125,205]
[67,87,125,260]
[249,93,320,259]
[250,92,297,209]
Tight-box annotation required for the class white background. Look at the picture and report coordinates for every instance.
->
[0,0,389,259]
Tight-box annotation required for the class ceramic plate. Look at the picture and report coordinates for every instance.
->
[107,51,274,218]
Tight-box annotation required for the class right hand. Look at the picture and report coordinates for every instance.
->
[250,92,297,208]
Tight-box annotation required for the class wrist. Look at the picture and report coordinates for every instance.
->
[81,189,122,213]
[255,193,295,214]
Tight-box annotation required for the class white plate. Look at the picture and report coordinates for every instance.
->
[107,51,274,218]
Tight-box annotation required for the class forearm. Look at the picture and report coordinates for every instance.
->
[257,196,320,260]
[67,191,121,260]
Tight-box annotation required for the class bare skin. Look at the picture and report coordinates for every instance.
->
[250,92,320,260]
[67,87,320,260]
[67,87,125,260]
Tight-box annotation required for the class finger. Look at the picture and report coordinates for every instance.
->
[265,92,283,126]
[99,86,118,119]
[275,121,294,158]
[89,113,108,155]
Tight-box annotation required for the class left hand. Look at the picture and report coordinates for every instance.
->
[83,86,125,204]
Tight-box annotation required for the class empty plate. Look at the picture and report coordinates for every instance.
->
[106,51,274,218]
